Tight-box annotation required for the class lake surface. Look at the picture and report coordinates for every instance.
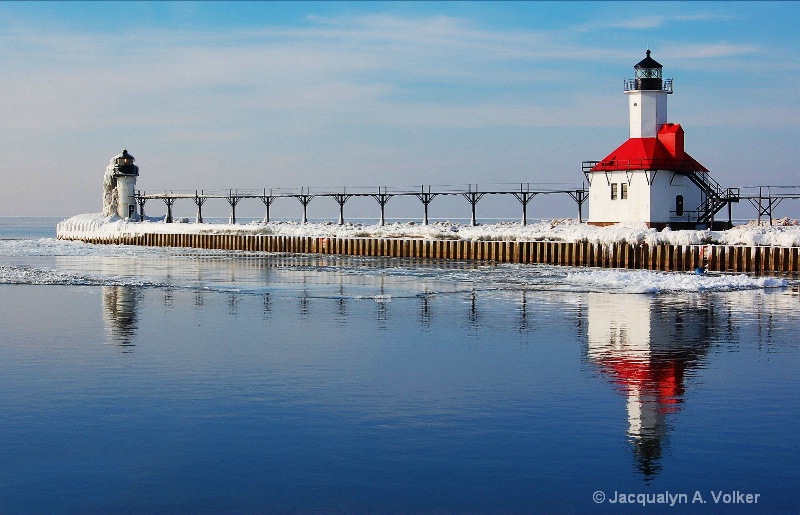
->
[1,217,799,514]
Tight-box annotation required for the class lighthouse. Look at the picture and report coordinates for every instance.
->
[584,51,733,229]
[102,149,139,219]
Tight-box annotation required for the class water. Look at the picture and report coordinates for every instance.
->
[1,218,799,513]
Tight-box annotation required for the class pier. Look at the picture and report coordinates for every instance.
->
[80,155,800,274]
[56,230,800,275]
[742,186,800,225]
[133,183,800,230]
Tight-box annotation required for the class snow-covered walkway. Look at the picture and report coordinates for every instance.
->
[57,213,800,248]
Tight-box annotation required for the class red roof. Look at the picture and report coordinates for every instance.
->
[591,124,708,173]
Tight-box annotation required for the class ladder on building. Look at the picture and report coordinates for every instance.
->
[685,171,740,225]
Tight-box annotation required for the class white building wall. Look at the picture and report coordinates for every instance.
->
[628,173,654,221]
[626,91,668,138]
[588,170,703,226]
[649,171,702,225]
[588,170,650,224]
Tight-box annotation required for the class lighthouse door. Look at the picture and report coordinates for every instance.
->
[128,205,135,219]
[675,195,684,217]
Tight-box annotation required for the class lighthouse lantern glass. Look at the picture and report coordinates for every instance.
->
[636,67,661,79]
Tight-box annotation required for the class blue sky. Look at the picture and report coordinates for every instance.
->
[1,1,798,219]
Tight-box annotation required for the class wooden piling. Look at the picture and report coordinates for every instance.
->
[57,230,800,274]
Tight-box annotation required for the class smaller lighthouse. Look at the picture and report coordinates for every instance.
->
[102,149,139,219]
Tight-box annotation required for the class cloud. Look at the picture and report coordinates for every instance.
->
[0,11,791,143]
[0,8,797,215]
[664,43,759,59]
[0,13,613,142]
[606,16,666,30]
[580,11,736,30]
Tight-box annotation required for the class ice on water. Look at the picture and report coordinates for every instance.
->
[0,237,788,294]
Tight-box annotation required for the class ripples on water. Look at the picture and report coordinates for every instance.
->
[1,228,799,513]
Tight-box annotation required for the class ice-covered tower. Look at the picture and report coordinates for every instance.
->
[102,149,139,219]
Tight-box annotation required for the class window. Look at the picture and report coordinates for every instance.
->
[611,183,618,200]
[621,183,628,200]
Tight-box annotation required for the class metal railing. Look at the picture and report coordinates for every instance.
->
[623,78,673,93]
[134,182,588,227]
[583,158,703,173]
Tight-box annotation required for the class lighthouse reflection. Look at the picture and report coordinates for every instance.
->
[102,286,139,349]
[586,293,714,479]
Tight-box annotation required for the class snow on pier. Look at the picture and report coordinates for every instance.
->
[57,213,800,274]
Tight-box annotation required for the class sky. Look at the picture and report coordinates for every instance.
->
[1,1,798,220]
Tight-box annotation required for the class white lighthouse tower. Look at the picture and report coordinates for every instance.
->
[102,149,139,219]
[627,50,669,139]
[584,51,731,229]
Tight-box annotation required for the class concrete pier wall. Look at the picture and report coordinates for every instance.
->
[59,233,800,274]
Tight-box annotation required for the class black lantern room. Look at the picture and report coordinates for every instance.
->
[633,50,663,90]
[113,149,139,176]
